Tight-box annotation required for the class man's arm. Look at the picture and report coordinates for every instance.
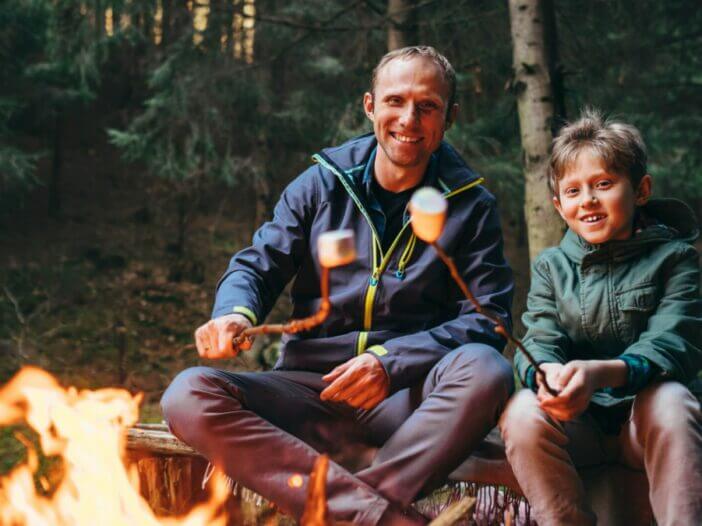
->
[204,168,319,356]
[367,196,514,394]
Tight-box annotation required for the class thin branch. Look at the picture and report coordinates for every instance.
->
[3,286,25,325]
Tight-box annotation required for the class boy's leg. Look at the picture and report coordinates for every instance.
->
[618,381,702,525]
[499,389,601,526]
[356,343,515,507]
[160,366,425,526]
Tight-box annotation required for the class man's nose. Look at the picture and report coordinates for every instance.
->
[399,103,420,126]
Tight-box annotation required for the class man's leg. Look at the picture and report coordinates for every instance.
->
[355,344,514,507]
[160,366,425,525]
[618,381,702,525]
[498,389,602,526]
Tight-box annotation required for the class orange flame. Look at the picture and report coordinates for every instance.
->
[0,366,229,526]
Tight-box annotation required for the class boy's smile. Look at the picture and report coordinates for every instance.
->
[553,149,651,244]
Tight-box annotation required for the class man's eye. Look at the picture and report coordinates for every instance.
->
[387,97,402,105]
[419,102,438,111]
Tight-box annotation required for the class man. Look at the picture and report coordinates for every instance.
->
[161,46,514,525]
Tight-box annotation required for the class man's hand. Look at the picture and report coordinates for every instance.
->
[194,313,253,359]
[320,353,390,410]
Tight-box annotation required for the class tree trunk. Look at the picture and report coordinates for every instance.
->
[508,0,563,262]
[387,0,417,51]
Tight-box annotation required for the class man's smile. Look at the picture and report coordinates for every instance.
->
[390,132,422,144]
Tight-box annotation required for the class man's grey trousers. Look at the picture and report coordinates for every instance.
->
[161,344,514,525]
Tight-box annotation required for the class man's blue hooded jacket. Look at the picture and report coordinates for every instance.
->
[213,134,514,394]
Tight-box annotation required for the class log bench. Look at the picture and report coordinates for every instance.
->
[125,424,653,525]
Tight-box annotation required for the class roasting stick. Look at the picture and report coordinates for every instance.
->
[409,188,558,397]
[232,230,356,348]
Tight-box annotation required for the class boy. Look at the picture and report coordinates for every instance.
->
[499,109,702,525]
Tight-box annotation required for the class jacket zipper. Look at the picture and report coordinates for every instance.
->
[313,154,483,355]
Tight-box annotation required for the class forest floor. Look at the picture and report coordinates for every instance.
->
[0,135,529,474]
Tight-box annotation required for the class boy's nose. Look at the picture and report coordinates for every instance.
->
[581,193,598,207]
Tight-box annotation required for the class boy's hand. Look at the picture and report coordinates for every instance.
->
[194,313,253,359]
[538,359,629,421]
[539,360,597,421]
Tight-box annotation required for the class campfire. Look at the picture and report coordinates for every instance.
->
[0,366,230,526]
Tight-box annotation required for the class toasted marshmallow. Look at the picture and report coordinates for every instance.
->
[317,230,356,268]
[409,187,447,243]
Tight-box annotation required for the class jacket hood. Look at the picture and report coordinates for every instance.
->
[560,198,699,265]
[315,133,481,194]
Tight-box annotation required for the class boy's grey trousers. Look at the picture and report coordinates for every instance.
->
[161,344,514,525]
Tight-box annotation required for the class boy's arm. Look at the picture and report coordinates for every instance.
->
[618,245,702,385]
[516,255,572,388]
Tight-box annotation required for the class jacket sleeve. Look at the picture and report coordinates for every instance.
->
[367,196,514,394]
[212,168,319,324]
[514,253,572,385]
[620,244,702,383]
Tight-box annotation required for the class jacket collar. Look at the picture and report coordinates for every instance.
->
[315,133,481,195]
[560,198,699,267]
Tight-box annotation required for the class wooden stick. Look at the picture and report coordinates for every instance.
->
[300,454,329,526]
[232,266,330,347]
[431,242,558,396]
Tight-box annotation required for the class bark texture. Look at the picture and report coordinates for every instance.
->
[387,0,417,51]
[509,0,563,262]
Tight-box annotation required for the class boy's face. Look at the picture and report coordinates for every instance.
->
[553,148,651,244]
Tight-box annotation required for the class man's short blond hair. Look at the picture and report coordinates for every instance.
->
[549,108,648,198]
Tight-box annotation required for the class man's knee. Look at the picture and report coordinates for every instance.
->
[446,343,514,399]
[161,366,236,438]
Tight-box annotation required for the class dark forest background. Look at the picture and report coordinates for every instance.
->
[1,0,701,469]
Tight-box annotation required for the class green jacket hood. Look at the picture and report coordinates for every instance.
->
[560,198,700,266]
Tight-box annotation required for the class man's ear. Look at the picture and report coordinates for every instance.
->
[552,195,566,221]
[363,92,374,122]
[445,103,459,130]
[636,174,652,206]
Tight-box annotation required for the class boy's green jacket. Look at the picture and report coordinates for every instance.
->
[515,198,702,408]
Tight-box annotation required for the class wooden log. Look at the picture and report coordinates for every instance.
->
[127,426,198,456]
[428,496,476,526]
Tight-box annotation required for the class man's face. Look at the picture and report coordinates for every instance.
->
[364,57,456,173]
[553,148,651,244]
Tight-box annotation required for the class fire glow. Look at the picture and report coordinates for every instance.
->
[0,367,229,526]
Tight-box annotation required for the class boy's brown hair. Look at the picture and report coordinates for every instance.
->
[549,108,648,198]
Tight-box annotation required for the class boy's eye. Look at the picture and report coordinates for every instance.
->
[563,187,579,197]
[596,180,612,189]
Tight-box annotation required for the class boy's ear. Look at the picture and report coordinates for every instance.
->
[552,195,566,221]
[635,174,652,206]
[363,92,375,122]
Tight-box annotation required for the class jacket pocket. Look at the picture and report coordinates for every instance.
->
[615,283,657,344]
